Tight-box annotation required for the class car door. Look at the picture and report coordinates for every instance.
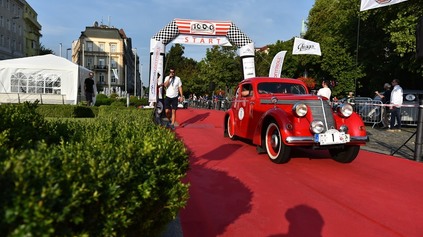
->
[234,83,254,138]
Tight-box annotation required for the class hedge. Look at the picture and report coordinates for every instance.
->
[0,103,189,236]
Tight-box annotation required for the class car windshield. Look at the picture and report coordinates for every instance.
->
[257,82,307,95]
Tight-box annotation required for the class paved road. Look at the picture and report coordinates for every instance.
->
[163,110,421,237]
[363,126,419,160]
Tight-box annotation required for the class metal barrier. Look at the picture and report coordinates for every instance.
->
[353,100,383,127]
[351,99,419,127]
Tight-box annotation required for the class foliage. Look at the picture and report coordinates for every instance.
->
[158,0,423,99]
[0,104,189,236]
[39,44,54,55]
[298,77,317,90]
[36,104,96,118]
[196,46,243,96]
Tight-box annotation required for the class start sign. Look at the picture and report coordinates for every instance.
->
[171,35,232,46]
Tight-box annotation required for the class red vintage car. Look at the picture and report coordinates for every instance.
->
[224,77,368,164]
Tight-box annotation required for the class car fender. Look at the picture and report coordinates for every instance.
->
[253,108,292,146]
[224,110,236,136]
[334,112,367,137]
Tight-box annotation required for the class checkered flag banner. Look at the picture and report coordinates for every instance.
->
[153,19,253,48]
[153,20,179,45]
[226,23,252,47]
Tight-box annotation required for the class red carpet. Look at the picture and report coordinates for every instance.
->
[175,108,423,237]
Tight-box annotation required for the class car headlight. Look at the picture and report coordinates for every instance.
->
[405,94,416,101]
[292,103,308,117]
[310,120,325,134]
[338,103,353,118]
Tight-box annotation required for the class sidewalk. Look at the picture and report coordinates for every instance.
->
[363,125,418,160]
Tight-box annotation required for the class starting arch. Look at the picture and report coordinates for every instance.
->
[148,18,256,102]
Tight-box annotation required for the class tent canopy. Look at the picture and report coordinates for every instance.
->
[0,54,92,105]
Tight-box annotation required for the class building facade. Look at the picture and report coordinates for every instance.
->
[0,0,41,59]
[72,22,139,96]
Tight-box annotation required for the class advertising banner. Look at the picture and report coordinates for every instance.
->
[360,0,408,11]
[292,38,322,56]
[269,51,287,78]
[149,39,165,102]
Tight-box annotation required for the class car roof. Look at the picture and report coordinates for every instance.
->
[241,77,306,84]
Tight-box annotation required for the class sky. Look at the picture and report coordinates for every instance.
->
[26,0,315,86]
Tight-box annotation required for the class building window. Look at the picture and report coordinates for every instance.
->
[99,42,105,52]
[98,58,105,69]
[87,57,93,69]
[110,43,117,52]
[99,73,105,84]
[86,41,93,51]
[111,58,117,68]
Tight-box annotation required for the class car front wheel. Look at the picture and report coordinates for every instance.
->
[265,122,291,164]
[226,115,236,140]
[329,145,360,163]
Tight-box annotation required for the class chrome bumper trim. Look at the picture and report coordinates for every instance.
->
[285,135,369,144]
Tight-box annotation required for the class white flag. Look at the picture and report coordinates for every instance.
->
[112,69,119,80]
[360,0,408,11]
[269,51,287,78]
[292,38,321,56]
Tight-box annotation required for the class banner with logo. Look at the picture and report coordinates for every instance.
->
[149,39,165,102]
[360,0,408,11]
[292,38,321,56]
[240,42,256,79]
[269,51,287,78]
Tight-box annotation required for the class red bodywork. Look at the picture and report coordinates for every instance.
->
[224,77,368,163]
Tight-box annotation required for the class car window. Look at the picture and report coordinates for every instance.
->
[241,84,252,97]
[257,82,306,95]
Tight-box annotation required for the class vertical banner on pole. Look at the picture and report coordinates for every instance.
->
[240,42,256,79]
[269,51,287,78]
[149,39,165,103]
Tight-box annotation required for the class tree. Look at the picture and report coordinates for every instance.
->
[39,44,54,55]
[196,46,243,96]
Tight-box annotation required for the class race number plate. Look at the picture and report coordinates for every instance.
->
[314,129,350,145]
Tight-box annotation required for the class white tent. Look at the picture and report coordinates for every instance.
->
[0,54,92,105]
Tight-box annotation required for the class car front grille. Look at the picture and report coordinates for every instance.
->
[260,98,336,132]
[305,100,336,131]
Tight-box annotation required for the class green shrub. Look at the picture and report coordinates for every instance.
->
[36,105,97,118]
[0,104,189,236]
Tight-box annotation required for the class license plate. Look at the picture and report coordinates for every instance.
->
[314,129,350,145]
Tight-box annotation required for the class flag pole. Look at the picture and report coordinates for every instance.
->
[354,13,361,97]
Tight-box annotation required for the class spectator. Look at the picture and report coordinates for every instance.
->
[375,83,392,128]
[388,79,403,131]
[84,72,95,106]
[317,80,331,100]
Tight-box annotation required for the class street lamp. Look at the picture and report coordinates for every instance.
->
[140,64,143,98]
[132,48,137,97]
[66,48,71,61]
[11,16,20,58]
[59,43,62,57]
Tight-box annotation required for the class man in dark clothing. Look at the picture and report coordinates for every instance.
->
[84,72,95,106]
[375,83,392,128]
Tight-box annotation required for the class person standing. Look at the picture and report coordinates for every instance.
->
[84,72,95,106]
[375,83,392,128]
[164,68,183,130]
[317,80,331,100]
[388,79,403,131]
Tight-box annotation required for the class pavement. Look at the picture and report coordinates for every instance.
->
[362,125,420,160]
[160,124,422,237]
